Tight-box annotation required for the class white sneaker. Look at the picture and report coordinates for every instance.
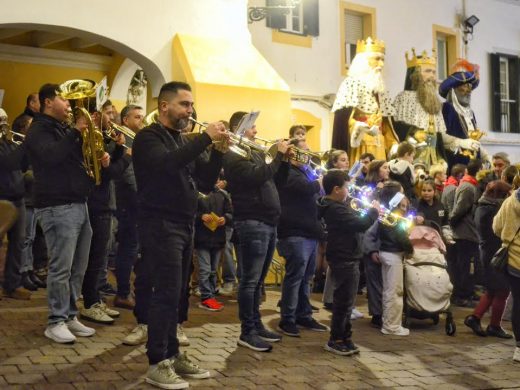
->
[350,307,364,320]
[44,321,76,344]
[514,347,520,363]
[66,317,95,337]
[80,303,115,324]
[192,287,201,298]
[123,324,148,346]
[177,325,190,346]
[219,282,235,297]
[146,359,189,389]
[98,301,120,318]
[381,326,410,336]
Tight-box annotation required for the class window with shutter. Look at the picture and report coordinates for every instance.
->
[338,2,376,75]
[345,13,363,67]
[491,53,520,133]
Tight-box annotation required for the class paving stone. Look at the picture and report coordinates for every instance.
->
[1,289,518,389]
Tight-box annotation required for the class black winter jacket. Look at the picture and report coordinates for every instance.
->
[194,189,233,249]
[132,122,223,223]
[277,165,324,239]
[88,144,131,214]
[317,196,378,263]
[413,198,448,228]
[223,150,289,226]
[0,141,26,202]
[474,196,509,290]
[25,113,93,207]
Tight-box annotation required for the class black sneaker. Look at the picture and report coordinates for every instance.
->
[370,315,382,328]
[343,339,360,354]
[310,304,319,313]
[324,340,356,356]
[323,302,333,311]
[237,334,272,352]
[486,325,513,339]
[257,328,282,342]
[296,317,328,332]
[99,283,117,296]
[464,315,486,337]
[278,322,300,337]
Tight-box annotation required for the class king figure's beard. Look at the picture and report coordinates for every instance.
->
[359,68,386,95]
[454,89,471,107]
[416,79,442,115]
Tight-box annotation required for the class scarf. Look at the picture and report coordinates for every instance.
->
[460,174,477,187]
[444,176,459,187]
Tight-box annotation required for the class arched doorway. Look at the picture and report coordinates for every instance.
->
[0,23,165,116]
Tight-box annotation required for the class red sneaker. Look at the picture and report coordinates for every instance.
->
[198,298,224,311]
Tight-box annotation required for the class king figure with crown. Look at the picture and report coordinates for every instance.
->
[393,49,472,169]
[439,59,489,168]
[331,37,399,166]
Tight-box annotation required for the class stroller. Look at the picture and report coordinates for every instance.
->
[403,222,456,336]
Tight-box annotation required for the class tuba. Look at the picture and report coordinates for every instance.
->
[57,79,105,185]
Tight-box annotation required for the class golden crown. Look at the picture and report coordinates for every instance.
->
[356,37,385,54]
[405,48,437,68]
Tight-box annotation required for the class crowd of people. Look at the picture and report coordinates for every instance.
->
[0,79,519,390]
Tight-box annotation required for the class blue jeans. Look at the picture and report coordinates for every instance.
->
[197,247,223,300]
[35,203,92,324]
[221,227,236,284]
[115,207,139,298]
[277,236,317,324]
[20,206,37,273]
[235,220,277,336]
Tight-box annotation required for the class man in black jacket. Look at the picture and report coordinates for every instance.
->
[132,81,227,389]
[317,169,379,355]
[0,114,31,300]
[276,138,326,337]
[223,113,290,352]
[79,103,132,325]
[114,104,144,311]
[26,83,95,344]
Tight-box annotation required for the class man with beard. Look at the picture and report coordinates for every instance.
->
[132,81,228,389]
[440,59,488,168]
[393,49,477,170]
[331,37,399,166]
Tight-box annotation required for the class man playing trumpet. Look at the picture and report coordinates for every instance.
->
[132,81,228,389]
[223,111,291,352]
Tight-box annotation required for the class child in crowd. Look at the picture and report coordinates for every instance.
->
[318,170,379,355]
[414,179,448,229]
[429,163,447,194]
[388,142,416,201]
[374,186,414,336]
[194,182,233,311]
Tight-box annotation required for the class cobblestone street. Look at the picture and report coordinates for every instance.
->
[0,289,518,390]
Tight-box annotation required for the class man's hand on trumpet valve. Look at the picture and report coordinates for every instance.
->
[115,132,126,146]
[370,200,381,212]
[205,121,228,141]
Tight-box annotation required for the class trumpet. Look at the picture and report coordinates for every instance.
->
[0,123,24,145]
[187,117,269,161]
[348,184,413,229]
[103,121,135,149]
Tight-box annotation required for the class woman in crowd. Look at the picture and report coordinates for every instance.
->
[492,179,520,362]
